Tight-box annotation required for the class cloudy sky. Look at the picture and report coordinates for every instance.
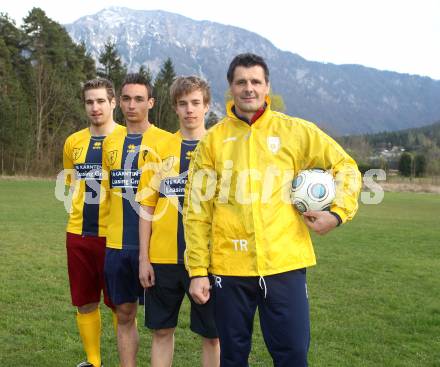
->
[2,0,439,80]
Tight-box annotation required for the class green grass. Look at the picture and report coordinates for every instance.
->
[0,178,439,366]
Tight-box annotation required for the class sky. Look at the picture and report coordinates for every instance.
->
[2,0,439,80]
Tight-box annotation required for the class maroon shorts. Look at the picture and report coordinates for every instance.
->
[66,232,114,309]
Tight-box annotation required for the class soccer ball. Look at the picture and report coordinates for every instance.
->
[290,169,336,213]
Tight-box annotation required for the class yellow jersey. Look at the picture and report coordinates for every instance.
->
[102,125,172,250]
[136,131,199,264]
[63,125,124,236]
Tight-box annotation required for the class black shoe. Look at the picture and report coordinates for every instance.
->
[76,362,103,367]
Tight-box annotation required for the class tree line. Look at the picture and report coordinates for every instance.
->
[337,121,440,176]
[0,8,219,176]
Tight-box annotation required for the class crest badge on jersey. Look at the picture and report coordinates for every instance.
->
[267,136,280,153]
[72,147,83,161]
[108,150,118,166]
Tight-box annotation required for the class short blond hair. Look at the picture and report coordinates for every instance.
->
[170,76,211,107]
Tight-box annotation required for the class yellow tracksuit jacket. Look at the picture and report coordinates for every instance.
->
[183,99,361,277]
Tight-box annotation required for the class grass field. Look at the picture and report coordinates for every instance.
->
[0,178,439,366]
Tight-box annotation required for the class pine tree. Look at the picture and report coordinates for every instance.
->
[138,65,153,86]
[0,13,26,74]
[97,40,126,123]
[398,152,413,177]
[77,41,96,80]
[151,58,179,132]
[97,40,126,91]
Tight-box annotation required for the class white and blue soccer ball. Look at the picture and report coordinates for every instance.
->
[290,169,336,213]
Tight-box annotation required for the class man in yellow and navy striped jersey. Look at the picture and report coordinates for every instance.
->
[136,76,219,367]
[63,78,124,367]
[102,73,171,367]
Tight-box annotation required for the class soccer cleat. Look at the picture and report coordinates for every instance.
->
[76,362,103,367]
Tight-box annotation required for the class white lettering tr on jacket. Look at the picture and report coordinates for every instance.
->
[183,98,362,277]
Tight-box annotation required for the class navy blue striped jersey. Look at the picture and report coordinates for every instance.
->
[63,125,124,236]
[102,125,172,249]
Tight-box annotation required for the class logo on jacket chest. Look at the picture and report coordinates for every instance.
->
[267,136,280,153]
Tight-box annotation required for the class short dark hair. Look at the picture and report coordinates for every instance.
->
[121,73,153,99]
[82,78,115,102]
[226,53,270,84]
[170,76,211,107]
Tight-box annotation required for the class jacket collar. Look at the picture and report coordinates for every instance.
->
[226,96,272,128]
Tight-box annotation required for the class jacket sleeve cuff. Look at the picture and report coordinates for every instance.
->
[329,211,342,226]
[190,275,209,280]
[329,206,348,225]
[188,267,208,278]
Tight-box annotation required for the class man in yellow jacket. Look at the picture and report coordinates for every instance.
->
[183,53,362,367]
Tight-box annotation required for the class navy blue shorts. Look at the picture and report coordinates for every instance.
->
[145,264,217,339]
[211,269,310,367]
[104,248,144,306]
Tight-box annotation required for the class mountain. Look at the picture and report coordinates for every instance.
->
[65,7,440,135]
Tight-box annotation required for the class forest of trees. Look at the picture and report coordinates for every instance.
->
[0,8,186,176]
